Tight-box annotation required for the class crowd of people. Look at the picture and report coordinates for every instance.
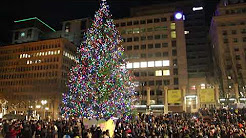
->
[0,107,246,138]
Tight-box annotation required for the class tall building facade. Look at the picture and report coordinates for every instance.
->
[115,11,188,112]
[0,38,76,119]
[130,0,211,92]
[210,0,246,100]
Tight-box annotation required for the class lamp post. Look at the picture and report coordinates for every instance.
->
[41,100,47,120]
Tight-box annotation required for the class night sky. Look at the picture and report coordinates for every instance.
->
[0,0,219,44]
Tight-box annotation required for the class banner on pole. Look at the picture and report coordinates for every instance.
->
[168,90,182,103]
[200,88,215,103]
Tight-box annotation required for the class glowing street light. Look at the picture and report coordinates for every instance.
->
[175,12,183,20]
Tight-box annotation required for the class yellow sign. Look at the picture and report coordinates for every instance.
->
[200,88,215,103]
[168,90,182,103]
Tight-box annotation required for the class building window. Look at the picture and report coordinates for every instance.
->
[134,37,139,41]
[163,70,170,76]
[172,49,177,56]
[170,23,176,30]
[154,35,161,39]
[81,20,87,30]
[65,22,71,33]
[162,43,168,47]
[222,30,227,35]
[140,53,146,58]
[133,20,139,25]
[174,78,179,85]
[140,20,146,24]
[232,30,237,34]
[140,72,147,76]
[155,70,162,76]
[243,37,246,42]
[171,31,176,39]
[148,44,154,49]
[173,59,177,66]
[127,38,132,42]
[148,71,155,76]
[147,36,153,40]
[15,32,19,40]
[163,52,168,57]
[161,17,167,22]
[148,53,153,58]
[155,61,162,66]
[127,46,132,50]
[140,62,147,68]
[161,34,168,39]
[141,36,146,41]
[233,38,238,43]
[120,22,126,26]
[133,28,140,34]
[224,38,228,43]
[155,43,161,48]
[163,80,170,85]
[134,45,139,50]
[154,18,160,23]
[127,21,132,26]
[156,80,162,85]
[235,55,240,60]
[172,41,176,47]
[147,19,153,24]
[141,45,146,49]
[148,61,155,67]
[147,28,153,32]
[27,29,32,38]
[173,68,178,75]
[149,81,155,86]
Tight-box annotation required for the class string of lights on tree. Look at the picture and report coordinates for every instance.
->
[61,0,136,119]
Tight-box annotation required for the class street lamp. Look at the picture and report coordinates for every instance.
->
[41,100,47,119]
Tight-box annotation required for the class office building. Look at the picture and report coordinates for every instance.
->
[115,10,188,112]
[0,38,76,119]
[210,0,246,101]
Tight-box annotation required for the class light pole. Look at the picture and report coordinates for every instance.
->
[41,100,47,119]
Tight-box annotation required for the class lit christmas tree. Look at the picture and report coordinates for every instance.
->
[61,0,136,119]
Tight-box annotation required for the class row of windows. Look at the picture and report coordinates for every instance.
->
[0,43,61,55]
[222,29,246,35]
[219,21,246,27]
[0,64,58,75]
[223,37,246,43]
[116,16,174,27]
[120,26,172,35]
[125,41,176,50]
[0,78,59,87]
[123,34,170,42]
[224,8,246,15]
[136,78,179,88]
[0,71,59,80]
[126,50,177,59]
[133,69,178,77]
[20,50,61,59]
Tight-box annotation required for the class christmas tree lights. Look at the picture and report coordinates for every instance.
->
[61,0,136,119]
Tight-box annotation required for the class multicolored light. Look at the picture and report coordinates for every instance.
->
[61,0,136,119]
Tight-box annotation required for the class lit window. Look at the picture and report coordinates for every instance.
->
[48,51,51,55]
[171,31,176,38]
[140,62,147,68]
[42,52,45,56]
[133,28,140,34]
[155,61,162,67]
[54,51,57,55]
[229,85,232,89]
[20,54,22,59]
[171,23,176,30]
[184,31,189,34]
[133,62,139,68]
[155,70,162,76]
[51,51,54,55]
[201,84,205,89]
[30,61,32,64]
[27,60,30,64]
[58,50,60,54]
[163,60,170,66]
[127,63,133,69]
[148,61,155,67]
[45,52,48,55]
[228,76,231,79]
[163,70,170,76]
[190,85,196,90]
